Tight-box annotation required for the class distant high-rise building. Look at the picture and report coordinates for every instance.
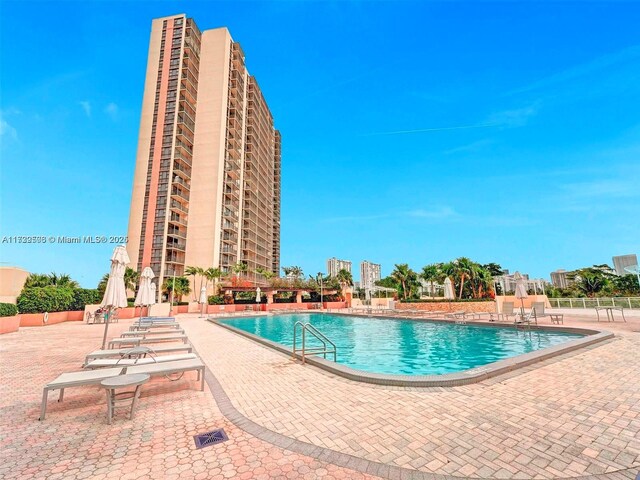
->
[126,14,281,295]
[495,271,530,293]
[360,261,381,292]
[550,269,572,289]
[326,258,352,277]
[612,254,638,276]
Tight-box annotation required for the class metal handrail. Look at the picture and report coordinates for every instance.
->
[292,321,337,364]
[548,297,640,309]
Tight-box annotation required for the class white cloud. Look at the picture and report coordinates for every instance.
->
[406,207,458,219]
[561,179,640,199]
[507,44,640,96]
[0,118,17,140]
[443,139,495,155]
[485,103,540,128]
[79,101,91,117]
[104,102,118,120]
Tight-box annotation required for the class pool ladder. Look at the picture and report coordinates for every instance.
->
[292,321,337,364]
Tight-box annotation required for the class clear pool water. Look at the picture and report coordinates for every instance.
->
[219,313,583,376]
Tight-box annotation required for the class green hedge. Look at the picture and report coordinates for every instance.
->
[401,298,495,303]
[0,303,18,317]
[70,289,102,311]
[16,287,102,313]
[17,286,75,313]
[208,295,225,305]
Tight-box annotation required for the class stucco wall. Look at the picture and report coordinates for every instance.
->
[0,267,29,304]
[396,301,497,313]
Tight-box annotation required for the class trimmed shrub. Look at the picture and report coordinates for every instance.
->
[0,303,18,317]
[70,289,102,311]
[17,286,75,313]
[208,295,224,305]
[401,298,495,303]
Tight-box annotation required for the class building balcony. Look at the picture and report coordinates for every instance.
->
[166,241,186,252]
[170,187,189,202]
[172,161,191,179]
[169,200,188,215]
[172,176,190,191]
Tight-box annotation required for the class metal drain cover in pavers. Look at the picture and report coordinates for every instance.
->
[193,428,229,449]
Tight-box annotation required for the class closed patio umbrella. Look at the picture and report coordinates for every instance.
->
[100,245,130,349]
[149,282,157,315]
[199,286,207,318]
[514,271,528,319]
[135,267,155,317]
[444,277,454,310]
[255,286,261,303]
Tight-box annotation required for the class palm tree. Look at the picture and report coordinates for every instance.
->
[420,264,440,298]
[391,264,414,300]
[123,268,140,294]
[185,266,204,301]
[162,276,191,303]
[290,266,303,279]
[335,269,353,299]
[49,273,80,288]
[24,273,53,288]
[24,272,80,289]
[281,266,293,278]
[97,273,109,296]
[262,270,275,281]
[232,262,249,283]
[473,266,494,298]
[452,257,475,299]
[336,269,353,288]
[203,267,223,296]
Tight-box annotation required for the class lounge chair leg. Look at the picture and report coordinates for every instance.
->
[106,389,113,425]
[200,368,205,391]
[129,385,143,420]
[40,389,48,421]
[58,389,64,402]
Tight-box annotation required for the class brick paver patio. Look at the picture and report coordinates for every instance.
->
[0,321,375,480]
[1,313,638,479]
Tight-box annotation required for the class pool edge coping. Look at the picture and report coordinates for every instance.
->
[207,314,614,387]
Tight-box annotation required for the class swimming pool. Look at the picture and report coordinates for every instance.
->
[218,313,586,376]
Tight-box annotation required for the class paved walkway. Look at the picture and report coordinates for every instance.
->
[186,313,640,479]
[0,320,374,480]
[0,313,638,479]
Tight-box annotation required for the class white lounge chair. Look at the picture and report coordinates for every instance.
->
[84,353,197,369]
[40,358,205,420]
[108,334,188,349]
[84,344,193,365]
[121,328,185,337]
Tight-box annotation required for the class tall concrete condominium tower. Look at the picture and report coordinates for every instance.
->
[326,258,352,277]
[360,261,381,293]
[612,254,638,276]
[126,14,281,293]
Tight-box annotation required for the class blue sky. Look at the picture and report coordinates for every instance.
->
[1,1,639,287]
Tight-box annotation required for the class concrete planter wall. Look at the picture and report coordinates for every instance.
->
[207,304,244,314]
[0,315,20,334]
[67,311,84,321]
[19,310,90,327]
[117,307,136,319]
[324,301,347,309]
[396,301,496,313]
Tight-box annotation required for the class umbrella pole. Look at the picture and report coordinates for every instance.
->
[101,307,111,350]
[520,299,525,320]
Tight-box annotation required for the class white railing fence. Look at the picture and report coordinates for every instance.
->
[548,297,640,309]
